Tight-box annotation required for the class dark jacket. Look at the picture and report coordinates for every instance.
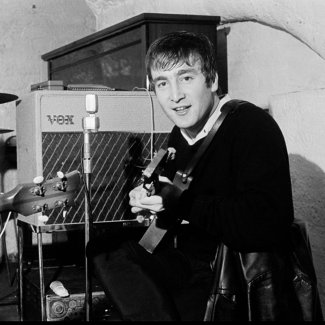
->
[164,100,322,320]
[204,219,323,321]
[165,99,294,258]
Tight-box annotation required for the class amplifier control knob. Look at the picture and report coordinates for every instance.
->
[52,301,66,316]
[69,300,77,309]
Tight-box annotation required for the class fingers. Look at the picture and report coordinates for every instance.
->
[129,184,147,200]
[131,207,159,214]
[129,194,164,213]
[131,206,143,214]
[129,182,166,215]
[140,195,163,205]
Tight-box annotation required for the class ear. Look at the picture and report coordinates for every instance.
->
[210,74,219,92]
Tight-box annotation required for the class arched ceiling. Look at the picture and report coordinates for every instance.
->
[85,0,325,60]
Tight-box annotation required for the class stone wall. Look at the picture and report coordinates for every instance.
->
[0,0,95,260]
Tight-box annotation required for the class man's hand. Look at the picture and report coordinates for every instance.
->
[129,176,182,214]
[129,178,167,214]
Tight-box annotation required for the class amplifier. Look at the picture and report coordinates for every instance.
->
[22,265,119,321]
[45,291,109,321]
[16,90,172,228]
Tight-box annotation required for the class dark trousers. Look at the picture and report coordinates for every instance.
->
[86,226,214,321]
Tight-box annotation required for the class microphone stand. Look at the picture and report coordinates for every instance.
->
[82,94,99,321]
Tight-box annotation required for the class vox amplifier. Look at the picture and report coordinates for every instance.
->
[16,90,172,229]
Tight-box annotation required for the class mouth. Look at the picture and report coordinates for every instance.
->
[173,105,190,114]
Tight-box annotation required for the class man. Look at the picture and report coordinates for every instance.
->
[87,31,295,321]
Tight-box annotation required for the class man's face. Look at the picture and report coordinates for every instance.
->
[151,59,218,137]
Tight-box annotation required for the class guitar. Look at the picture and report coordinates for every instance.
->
[134,148,175,225]
[137,147,190,254]
[0,170,81,217]
[139,104,233,253]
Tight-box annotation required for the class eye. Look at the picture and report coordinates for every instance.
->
[180,75,194,83]
[156,81,167,89]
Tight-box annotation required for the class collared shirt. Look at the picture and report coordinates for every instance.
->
[181,94,231,145]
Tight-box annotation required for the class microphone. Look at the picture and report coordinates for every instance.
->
[86,93,98,113]
[82,94,99,174]
[82,93,100,321]
[83,94,99,132]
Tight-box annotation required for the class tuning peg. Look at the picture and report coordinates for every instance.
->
[55,199,69,218]
[54,171,67,191]
[33,203,48,213]
[57,171,66,179]
[33,175,44,185]
[31,175,45,196]
[55,199,68,208]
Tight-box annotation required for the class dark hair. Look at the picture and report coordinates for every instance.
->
[145,31,218,88]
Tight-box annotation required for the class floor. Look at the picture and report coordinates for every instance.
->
[0,258,120,322]
[0,257,207,321]
[0,260,19,321]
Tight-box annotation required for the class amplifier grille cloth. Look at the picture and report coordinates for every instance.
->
[42,131,169,225]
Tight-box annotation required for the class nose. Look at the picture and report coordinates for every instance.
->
[170,81,185,102]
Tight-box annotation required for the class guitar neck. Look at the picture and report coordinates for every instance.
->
[138,169,191,254]
[0,186,20,214]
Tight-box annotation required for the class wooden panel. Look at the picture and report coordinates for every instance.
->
[42,13,223,91]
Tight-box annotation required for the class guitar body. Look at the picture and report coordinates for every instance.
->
[138,171,192,253]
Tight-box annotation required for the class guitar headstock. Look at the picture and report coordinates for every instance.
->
[8,170,81,217]
[141,147,176,195]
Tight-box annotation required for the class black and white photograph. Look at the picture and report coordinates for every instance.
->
[0,0,324,321]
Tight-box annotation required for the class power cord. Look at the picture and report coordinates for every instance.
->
[0,211,13,240]
[132,87,155,160]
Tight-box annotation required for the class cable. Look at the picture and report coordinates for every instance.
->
[0,211,12,240]
[29,224,36,233]
[132,87,155,160]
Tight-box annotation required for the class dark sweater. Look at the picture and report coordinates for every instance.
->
[162,99,294,257]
